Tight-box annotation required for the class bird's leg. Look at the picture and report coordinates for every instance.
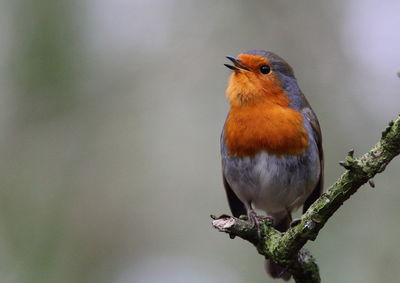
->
[248,209,261,239]
[286,208,293,223]
[248,209,259,227]
[285,208,301,228]
[245,203,262,239]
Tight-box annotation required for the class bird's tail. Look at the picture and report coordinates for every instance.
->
[265,215,291,281]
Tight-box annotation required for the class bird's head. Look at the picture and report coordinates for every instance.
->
[225,50,296,107]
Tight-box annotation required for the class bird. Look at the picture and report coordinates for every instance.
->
[220,50,323,280]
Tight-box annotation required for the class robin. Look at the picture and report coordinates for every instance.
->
[221,50,323,280]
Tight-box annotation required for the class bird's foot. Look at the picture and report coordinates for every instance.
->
[248,210,262,239]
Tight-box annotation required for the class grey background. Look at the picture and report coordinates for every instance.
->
[0,0,399,282]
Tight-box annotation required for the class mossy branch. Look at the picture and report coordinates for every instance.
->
[212,114,400,283]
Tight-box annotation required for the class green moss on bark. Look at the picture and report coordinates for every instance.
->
[213,115,400,283]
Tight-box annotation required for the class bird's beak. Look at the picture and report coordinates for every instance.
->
[224,56,250,72]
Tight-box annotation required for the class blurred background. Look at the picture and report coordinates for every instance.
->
[0,0,399,282]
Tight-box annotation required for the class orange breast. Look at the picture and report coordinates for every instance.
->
[224,103,309,157]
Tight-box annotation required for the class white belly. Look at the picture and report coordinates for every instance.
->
[222,144,320,221]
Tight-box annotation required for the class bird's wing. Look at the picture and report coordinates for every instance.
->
[222,173,247,217]
[220,128,247,218]
[302,106,324,213]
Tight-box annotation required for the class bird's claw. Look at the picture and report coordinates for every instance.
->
[248,210,269,240]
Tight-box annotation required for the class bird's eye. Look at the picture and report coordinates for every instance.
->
[260,65,271,74]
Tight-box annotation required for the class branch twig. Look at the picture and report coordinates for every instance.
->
[212,115,400,283]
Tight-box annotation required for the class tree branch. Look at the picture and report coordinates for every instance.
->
[212,114,400,282]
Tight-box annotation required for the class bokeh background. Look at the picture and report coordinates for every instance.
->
[0,0,399,282]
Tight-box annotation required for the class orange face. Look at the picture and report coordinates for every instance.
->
[226,54,289,107]
[224,53,309,157]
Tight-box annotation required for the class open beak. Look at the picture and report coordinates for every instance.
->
[224,56,250,71]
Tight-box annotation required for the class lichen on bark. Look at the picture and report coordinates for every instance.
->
[212,115,400,283]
